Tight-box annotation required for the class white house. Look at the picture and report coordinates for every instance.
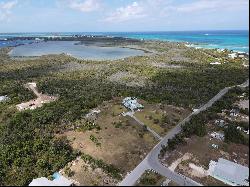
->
[0,95,9,102]
[228,53,237,59]
[209,158,249,186]
[210,132,225,141]
[210,62,221,65]
[237,126,242,131]
[29,175,73,186]
[193,108,199,112]
[217,49,225,52]
[122,97,144,111]
[211,144,219,149]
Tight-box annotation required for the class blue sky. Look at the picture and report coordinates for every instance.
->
[0,0,249,32]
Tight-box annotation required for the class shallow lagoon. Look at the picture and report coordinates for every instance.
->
[9,41,145,60]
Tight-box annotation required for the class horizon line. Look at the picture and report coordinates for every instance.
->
[0,29,249,34]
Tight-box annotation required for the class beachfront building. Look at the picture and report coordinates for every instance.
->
[209,158,249,186]
[228,53,238,59]
[122,97,144,111]
[29,173,73,186]
[0,95,9,102]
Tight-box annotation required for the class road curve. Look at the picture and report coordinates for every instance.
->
[119,79,249,186]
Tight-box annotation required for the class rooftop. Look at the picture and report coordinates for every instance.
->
[29,175,73,186]
[0,95,9,102]
[209,158,249,186]
[122,97,143,111]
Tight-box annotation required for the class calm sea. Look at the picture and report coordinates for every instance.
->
[0,30,249,53]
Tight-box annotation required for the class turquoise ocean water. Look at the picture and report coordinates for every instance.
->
[0,30,249,53]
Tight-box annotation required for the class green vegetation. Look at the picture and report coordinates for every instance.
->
[90,135,101,147]
[0,40,248,185]
[160,86,249,157]
[81,153,122,180]
[113,121,123,128]
[76,120,101,132]
[64,166,75,177]
[224,125,248,145]
[137,170,165,186]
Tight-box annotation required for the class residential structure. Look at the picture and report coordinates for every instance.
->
[228,53,237,59]
[209,158,249,186]
[230,108,240,117]
[210,132,225,141]
[122,97,144,111]
[211,144,219,149]
[29,174,73,186]
[215,119,225,127]
[0,95,9,102]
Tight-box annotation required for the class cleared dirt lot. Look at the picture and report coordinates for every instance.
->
[16,82,57,111]
[58,98,191,185]
[61,157,118,186]
[162,134,249,186]
[58,98,158,185]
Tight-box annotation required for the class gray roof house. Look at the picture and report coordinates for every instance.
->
[209,158,249,186]
[230,109,240,117]
[122,97,144,111]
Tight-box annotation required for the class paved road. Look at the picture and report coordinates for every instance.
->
[119,79,249,186]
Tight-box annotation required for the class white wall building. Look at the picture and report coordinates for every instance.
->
[209,158,249,186]
[210,132,225,141]
[228,53,237,59]
[0,95,9,102]
[122,97,144,111]
[29,176,72,186]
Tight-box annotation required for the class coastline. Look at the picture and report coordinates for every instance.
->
[4,36,249,62]
[1,30,249,54]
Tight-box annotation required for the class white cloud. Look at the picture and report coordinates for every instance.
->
[103,1,146,23]
[0,0,18,22]
[69,0,100,12]
[176,0,248,13]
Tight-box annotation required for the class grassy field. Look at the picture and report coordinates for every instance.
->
[134,102,190,136]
